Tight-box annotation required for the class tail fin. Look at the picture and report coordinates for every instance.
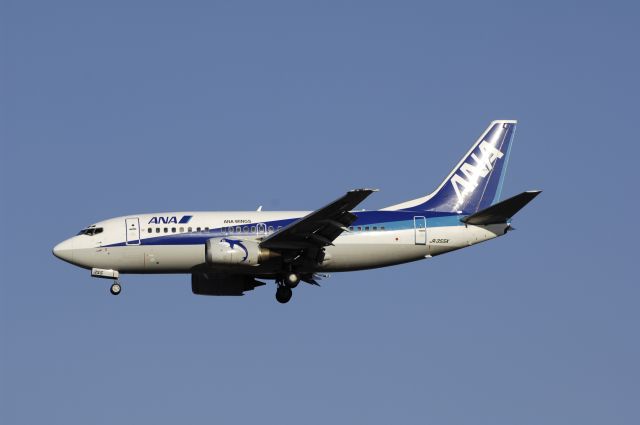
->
[382,120,517,213]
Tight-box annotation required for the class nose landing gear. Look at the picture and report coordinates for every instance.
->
[91,268,122,296]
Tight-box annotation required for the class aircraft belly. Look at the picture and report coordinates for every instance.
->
[75,245,205,273]
[318,225,504,271]
[73,246,143,271]
[427,224,506,255]
[319,243,429,271]
[141,245,205,272]
[319,230,429,271]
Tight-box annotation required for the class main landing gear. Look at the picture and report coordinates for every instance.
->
[110,281,122,296]
[275,272,300,304]
[275,285,292,304]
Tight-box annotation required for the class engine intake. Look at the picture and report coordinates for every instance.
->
[205,238,279,266]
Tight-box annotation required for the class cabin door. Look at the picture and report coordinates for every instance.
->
[414,216,427,245]
[125,218,141,245]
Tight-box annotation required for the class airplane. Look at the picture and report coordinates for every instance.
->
[52,120,541,303]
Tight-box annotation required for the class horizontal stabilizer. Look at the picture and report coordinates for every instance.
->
[461,190,541,225]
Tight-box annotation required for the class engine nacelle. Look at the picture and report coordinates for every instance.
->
[192,272,266,296]
[205,238,278,266]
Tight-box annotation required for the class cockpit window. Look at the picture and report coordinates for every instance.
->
[77,227,103,236]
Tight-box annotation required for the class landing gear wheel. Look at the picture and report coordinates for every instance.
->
[110,282,121,296]
[275,286,292,304]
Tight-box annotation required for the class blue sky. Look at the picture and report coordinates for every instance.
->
[1,1,638,424]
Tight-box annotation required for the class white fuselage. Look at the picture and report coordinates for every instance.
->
[53,210,507,276]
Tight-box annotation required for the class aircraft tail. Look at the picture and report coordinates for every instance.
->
[461,190,541,225]
[382,120,517,214]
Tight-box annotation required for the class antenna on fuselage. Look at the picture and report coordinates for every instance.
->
[256,206,263,212]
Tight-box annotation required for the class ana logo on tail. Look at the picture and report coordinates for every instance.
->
[450,141,504,204]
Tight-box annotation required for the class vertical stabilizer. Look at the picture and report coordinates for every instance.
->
[382,120,517,213]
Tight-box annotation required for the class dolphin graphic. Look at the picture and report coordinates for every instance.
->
[222,238,249,262]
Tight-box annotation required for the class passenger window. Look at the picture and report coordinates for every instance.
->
[268,226,274,232]
[188,227,192,232]
[278,226,282,230]
[365,226,369,231]
[357,226,362,231]
[373,226,377,230]
[236,226,241,233]
[349,226,353,231]
[243,226,249,233]
[380,226,385,230]
[164,228,168,233]
[156,228,160,233]
[196,227,201,232]
[148,228,152,233]
[251,226,256,233]
[205,227,209,232]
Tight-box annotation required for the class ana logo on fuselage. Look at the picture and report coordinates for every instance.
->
[450,141,504,203]
[149,216,177,224]
[148,215,193,225]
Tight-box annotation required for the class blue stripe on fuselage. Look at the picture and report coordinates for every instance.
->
[105,210,463,247]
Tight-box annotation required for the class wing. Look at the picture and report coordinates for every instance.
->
[260,189,377,250]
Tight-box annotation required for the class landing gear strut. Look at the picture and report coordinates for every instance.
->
[110,281,121,296]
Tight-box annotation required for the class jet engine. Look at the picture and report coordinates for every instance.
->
[205,238,279,266]
[191,272,266,296]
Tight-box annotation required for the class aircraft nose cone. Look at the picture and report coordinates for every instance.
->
[53,239,75,263]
